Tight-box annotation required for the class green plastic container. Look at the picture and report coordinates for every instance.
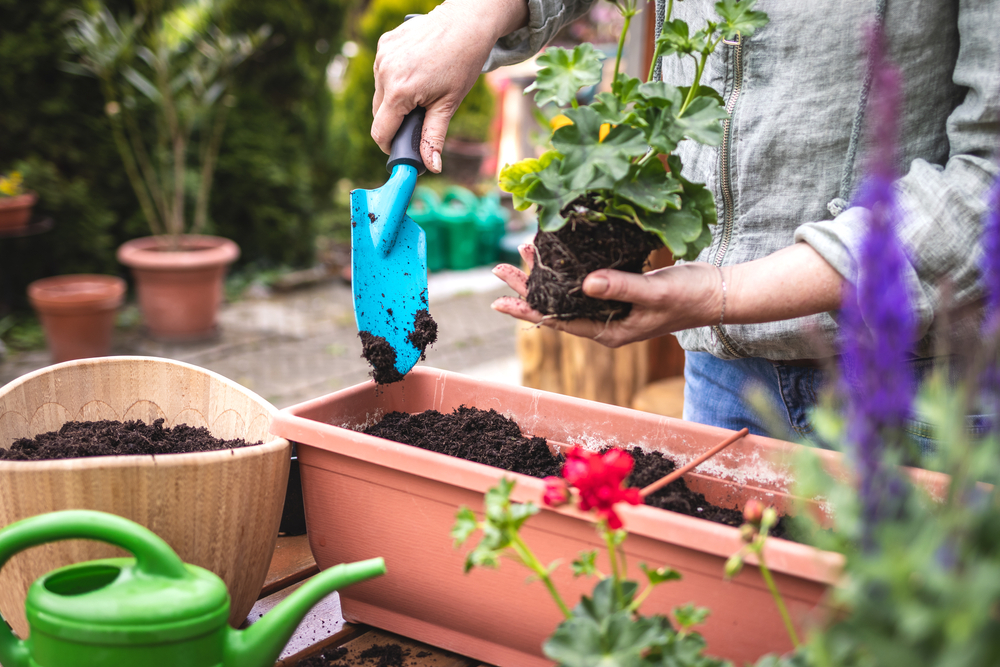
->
[439,186,479,271]
[0,510,385,667]
[474,191,510,265]
[407,187,446,272]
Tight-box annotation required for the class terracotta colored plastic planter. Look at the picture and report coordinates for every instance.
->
[28,274,126,363]
[116,234,239,341]
[270,367,846,666]
[0,192,37,232]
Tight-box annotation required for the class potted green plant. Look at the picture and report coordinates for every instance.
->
[62,3,269,341]
[0,171,38,233]
[499,0,767,321]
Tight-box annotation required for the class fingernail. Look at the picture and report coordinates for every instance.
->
[430,151,442,173]
[585,275,609,294]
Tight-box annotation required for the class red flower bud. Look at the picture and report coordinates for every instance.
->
[743,499,765,526]
[542,476,570,506]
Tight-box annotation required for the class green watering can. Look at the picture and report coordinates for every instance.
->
[0,510,386,667]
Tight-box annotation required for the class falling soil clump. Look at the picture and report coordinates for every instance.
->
[363,408,795,538]
[0,419,258,461]
[359,331,405,385]
[362,406,562,479]
[406,309,438,360]
[368,212,377,224]
[527,210,661,321]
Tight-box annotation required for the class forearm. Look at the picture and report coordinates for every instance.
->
[439,0,528,42]
[724,242,843,325]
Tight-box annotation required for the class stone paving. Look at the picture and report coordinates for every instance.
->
[0,267,523,409]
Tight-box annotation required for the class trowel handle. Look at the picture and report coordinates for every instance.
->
[387,106,426,175]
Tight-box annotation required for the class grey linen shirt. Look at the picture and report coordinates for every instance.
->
[488,0,1000,361]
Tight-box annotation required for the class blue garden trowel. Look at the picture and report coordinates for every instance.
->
[351,107,429,382]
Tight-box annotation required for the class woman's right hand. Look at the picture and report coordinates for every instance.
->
[372,0,528,173]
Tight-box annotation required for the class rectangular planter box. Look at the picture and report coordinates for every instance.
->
[270,367,845,666]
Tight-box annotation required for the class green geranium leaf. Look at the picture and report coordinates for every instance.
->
[591,92,632,125]
[638,198,705,257]
[656,19,695,57]
[611,72,644,105]
[554,106,648,191]
[676,95,728,145]
[605,199,642,225]
[716,0,769,39]
[673,603,711,631]
[616,158,683,213]
[526,43,605,108]
[573,550,600,577]
[579,577,640,623]
[498,151,560,210]
[640,562,683,586]
[677,85,725,107]
[544,610,667,667]
[637,81,684,109]
[451,507,479,546]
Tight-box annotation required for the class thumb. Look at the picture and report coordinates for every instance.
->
[583,270,652,305]
[420,101,456,174]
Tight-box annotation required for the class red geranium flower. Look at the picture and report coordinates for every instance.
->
[558,446,640,529]
[542,476,570,506]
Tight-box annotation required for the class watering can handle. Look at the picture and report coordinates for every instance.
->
[0,510,188,667]
[387,106,426,175]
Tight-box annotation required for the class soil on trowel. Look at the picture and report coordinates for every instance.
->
[362,406,562,479]
[0,419,259,461]
[362,407,794,537]
[296,643,410,667]
[625,447,791,539]
[526,206,662,322]
[359,310,439,385]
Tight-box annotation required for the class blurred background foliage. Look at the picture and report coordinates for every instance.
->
[0,0,497,315]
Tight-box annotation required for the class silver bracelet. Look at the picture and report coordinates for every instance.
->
[710,265,726,352]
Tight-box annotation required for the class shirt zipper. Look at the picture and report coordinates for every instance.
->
[711,33,744,358]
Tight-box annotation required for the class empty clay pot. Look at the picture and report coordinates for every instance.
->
[116,235,239,342]
[28,274,126,363]
[0,193,38,233]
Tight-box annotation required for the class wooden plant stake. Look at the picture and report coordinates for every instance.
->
[639,428,750,498]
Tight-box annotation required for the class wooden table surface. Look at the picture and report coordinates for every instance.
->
[253,535,495,667]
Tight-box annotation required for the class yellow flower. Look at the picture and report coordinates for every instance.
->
[598,123,612,142]
[549,114,573,131]
[0,172,22,197]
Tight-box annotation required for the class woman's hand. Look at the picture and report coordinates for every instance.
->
[372,0,528,173]
[491,242,844,348]
[491,244,724,348]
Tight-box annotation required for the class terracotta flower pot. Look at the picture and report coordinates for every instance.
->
[116,234,239,341]
[0,356,291,637]
[269,367,845,666]
[0,192,38,232]
[27,274,126,363]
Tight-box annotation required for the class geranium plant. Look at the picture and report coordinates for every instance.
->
[452,446,730,666]
[498,0,767,320]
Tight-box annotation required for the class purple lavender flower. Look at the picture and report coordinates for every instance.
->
[838,25,915,534]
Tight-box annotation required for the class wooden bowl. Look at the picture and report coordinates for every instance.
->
[0,356,291,637]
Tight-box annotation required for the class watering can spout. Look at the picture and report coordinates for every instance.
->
[224,557,386,667]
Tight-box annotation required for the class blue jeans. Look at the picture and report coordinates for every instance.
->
[681,351,964,454]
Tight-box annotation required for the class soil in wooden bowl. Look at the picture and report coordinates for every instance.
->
[0,418,260,461]
[359,406,791,538]
[359,309,439,385]
[526,208,662,322]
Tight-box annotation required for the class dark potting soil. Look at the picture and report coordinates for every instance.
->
[296,643,409,667]
[360,407,791,536]
[362,406,562,479]
[526,208,662,321]
[359,310,439,385]
[0,419,259,461]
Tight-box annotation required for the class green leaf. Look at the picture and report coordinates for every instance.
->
[615,159,683,214]
[715,0,770,39]
[451,507,479,546]
[637,81,684,108]
[498,151,560,210]
[122,66,161,103]
[656,19,695,57]
[677,85,725,107]
[554,106,648,191]
[637,198,705,258]
[579,577,640,623]
[591,92,632,125]
[544,610,667,667]
[640,562,683,586]
[611,73,644,105]
[676,96,728,145]
[526,44,605,108]
[572,550,599,577]
[673,603,711,631]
